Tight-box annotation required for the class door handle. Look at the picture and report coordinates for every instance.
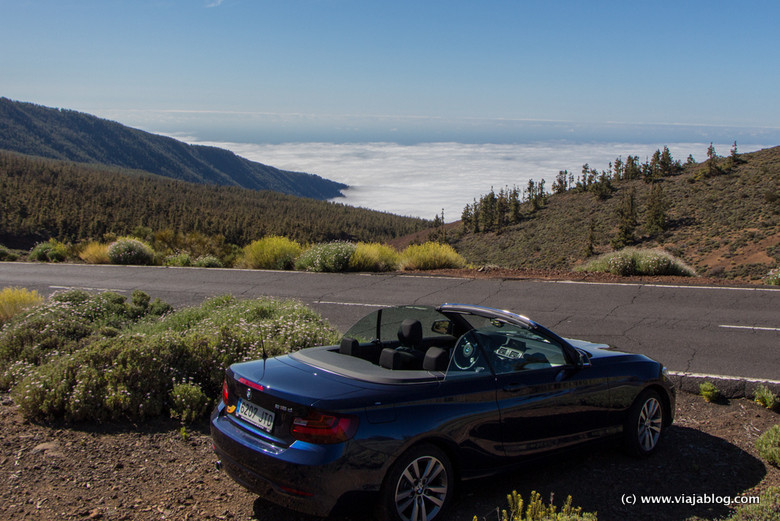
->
[502,383,524,392]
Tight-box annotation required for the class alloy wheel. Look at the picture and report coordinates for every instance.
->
[637,396,663,452]
[394,455,448,521]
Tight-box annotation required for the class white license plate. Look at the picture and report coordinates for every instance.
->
[236,399,275,433]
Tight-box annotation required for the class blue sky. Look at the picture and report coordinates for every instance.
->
[2,0,779,144]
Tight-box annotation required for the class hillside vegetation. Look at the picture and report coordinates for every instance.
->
[0,97,345,199]
[451,145,780,281]
[0,150,429,248]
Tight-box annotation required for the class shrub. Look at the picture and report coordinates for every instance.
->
[579,248,696,277]
[169,382,211,423]
[473,490,597,521]
[699,381,721,402]
[163,252,193,267]
[240,236,302,270]
[193,255,223,268]
[78,242,110,264]
[765,268,780,286]
[349,242,399,272]
[30,240,69,262]
[295,241,356,272]
[0,290,169,391]
[0,287,44,324]
[719,486,779,520]
[107,237,155,265]
[0,245,18,261]
[8,295,339,422]
[400,242,466,270]
[754,384,779,411]
[756,425,780,468]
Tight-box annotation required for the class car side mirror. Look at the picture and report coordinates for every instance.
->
[577,350,591,368]
[431,319,453,335]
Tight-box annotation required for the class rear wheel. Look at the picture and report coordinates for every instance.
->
[378,444,454,521]
[624,389,665,456]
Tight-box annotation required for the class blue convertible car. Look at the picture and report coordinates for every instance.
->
[211,303,675,521]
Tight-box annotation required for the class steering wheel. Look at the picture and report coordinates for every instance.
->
[453,333,479,370]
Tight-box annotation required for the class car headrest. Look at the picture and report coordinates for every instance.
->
[339,337,360,356]
[397,319,423,349]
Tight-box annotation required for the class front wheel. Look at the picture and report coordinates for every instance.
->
[377,444,454,521]
[624,389,666,456]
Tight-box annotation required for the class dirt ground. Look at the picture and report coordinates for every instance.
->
[1,390,778,521]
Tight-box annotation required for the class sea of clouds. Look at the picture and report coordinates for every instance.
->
[185,140,761,220]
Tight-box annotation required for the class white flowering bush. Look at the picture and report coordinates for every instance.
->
[765,268,780,286]
[8,294,339,422]
[295,241,357,272]
[107,237,155,265]
[579,248,696,277]
[0,289,170,391]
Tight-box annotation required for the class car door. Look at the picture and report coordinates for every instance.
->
[482,327,613,457]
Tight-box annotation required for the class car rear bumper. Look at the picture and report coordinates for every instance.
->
[210,405,385,517]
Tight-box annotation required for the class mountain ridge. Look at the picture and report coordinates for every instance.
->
[0,97,346,199]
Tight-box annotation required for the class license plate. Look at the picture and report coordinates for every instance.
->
[236,399,275,433]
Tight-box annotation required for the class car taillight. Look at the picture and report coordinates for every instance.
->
[222,378,229,405]
[291,410,358,444]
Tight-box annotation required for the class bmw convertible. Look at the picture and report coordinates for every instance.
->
[211,303,675,521]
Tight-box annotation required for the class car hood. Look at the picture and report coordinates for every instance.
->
[566,337,656,365]
[565,338,612,352]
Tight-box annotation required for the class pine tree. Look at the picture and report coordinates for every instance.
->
[611,187,638,249]
[646,183,669,236]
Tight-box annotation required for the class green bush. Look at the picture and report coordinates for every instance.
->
[756,425,780,467]
[754,384,779,410]
[699,381,721,403]
[0,244,19,261]
[163,252,193,267]
[400,242,466,270]
[8,295,339,422]
[295,241,356,272]
[719,486,779,520]
[765,268,780,286]
[30,240,69,262]
[473,490,597,521]
[0,287,44,324]
[240,236,302,270]
[169,382,211,423]
[579,248,696,277]
[349,242,399,272]
[107,237,155,265]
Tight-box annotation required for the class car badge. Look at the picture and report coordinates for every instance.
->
[246,388,252,400]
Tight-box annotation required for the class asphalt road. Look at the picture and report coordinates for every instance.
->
[1,262,778,381]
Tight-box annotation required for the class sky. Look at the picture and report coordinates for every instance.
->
[2,0,779,145]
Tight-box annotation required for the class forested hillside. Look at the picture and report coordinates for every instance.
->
[0,151,428,248]
[451,145,780,280]
[0,98,345,199]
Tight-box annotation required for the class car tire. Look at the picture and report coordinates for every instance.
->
[377,444,454,521]
[624,389,666,456]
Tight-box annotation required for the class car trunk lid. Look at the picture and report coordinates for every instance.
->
[224,356,364,447]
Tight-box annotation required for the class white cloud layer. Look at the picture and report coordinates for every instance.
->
[186,141,761,219]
